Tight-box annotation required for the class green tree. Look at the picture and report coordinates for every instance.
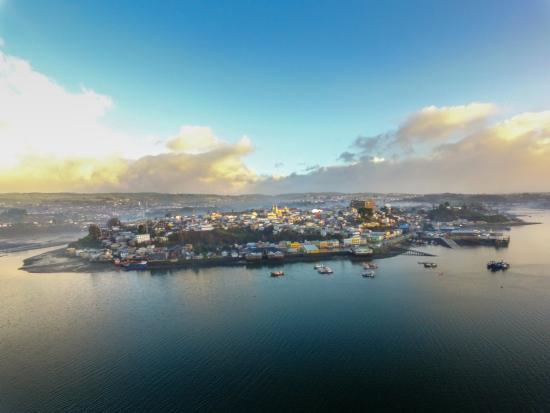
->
[357,207,374,221]
[107,217,121,228]
[88,224,101,240]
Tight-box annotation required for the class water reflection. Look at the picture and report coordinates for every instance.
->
[1,211,550,411]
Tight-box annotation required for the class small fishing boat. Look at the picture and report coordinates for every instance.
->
[423,262,437,268]
[361,270,375,278]
[270,271,284,277]
[487,261,510,271]
[313,263,325,270]
[318,266,333,274]
[362,262,378,269]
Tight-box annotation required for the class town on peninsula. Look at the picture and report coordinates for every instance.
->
[13,194,529,274]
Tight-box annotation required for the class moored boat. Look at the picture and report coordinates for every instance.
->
[122,260,148,271]
[361,270,375,278]
[270,271,284,277]
[487,260,510,271]
[318,266,333,274]
[362,262,378,269]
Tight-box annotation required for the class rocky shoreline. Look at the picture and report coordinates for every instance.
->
[20,248,112,273]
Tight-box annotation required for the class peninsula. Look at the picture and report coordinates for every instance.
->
[19,198,526,273]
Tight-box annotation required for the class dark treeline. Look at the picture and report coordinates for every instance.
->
[426,203,515,223]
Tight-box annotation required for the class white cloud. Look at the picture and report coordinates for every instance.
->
[255,107,550,194]
[0,140,258,193]
[397,102,497,144]
[0,50,134,166]
[166,126,224,154]
[0,49,258,193]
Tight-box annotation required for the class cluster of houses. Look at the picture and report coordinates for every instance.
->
[68,201,423,264]
[66,199,513,265]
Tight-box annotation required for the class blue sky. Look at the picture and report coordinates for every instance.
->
[1,1,550,193]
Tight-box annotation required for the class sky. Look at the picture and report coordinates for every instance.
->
[0,0,550,194]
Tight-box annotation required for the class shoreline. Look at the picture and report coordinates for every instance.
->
[0,240,70,255]
[0,231,85,255]
[20,247,407,274]
[19,220,538,274]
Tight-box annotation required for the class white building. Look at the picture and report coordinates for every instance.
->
[135,233,151,244]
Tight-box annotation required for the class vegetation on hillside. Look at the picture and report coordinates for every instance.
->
[0,208,28,222]
[426,203,515,223]
[68,224,103,249]
[69,235,103,249]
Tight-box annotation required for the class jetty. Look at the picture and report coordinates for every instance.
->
[437,237,460,249]
[393,247,437,257]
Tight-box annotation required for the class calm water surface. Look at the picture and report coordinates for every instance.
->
[2,211,550,412]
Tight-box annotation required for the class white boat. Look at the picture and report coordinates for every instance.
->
[362,262,378,269]
[313,263,325,270]
[361,270,375,278]
[319,266,333,274]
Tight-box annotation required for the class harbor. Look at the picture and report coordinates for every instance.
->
[18,198,537,275]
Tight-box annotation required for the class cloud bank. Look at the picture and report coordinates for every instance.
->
[396,102,496,145]
[255,107,550,194]
[0,49,257,193]
[1,47,549,194]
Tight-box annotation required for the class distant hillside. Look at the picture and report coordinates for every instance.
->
[0,192,406,212]
[426,204,519,223]
[406,193,550,209]
[1,191,550,211]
